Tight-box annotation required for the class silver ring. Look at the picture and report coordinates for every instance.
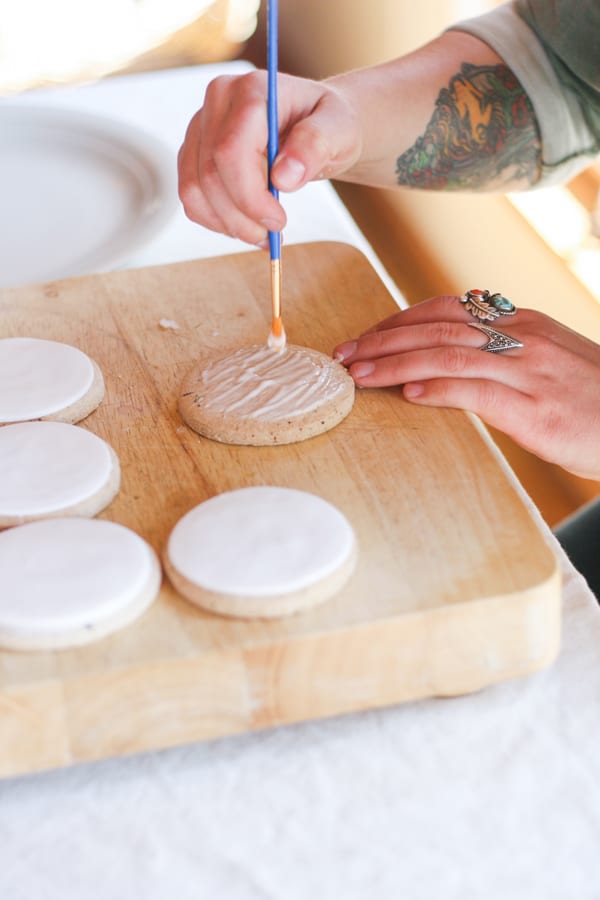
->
[460,289,517,321]
[468,322,523,353]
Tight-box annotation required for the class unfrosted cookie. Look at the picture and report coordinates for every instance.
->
[0,420,120,528]
[164,485,357,618]
[0,518,161,650]
[178,344,355,445]
[0,337,104,424]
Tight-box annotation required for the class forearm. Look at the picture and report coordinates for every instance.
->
[327,30,542,192]
[178,22,545,243]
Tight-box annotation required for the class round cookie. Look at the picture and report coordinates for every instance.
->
[178,343,355,445]
[164,485,357,618]
[0,420,120,528]
[0,336,104,424]
[0,518,161,650]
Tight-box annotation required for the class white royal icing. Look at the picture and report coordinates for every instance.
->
[0,420,114,516]
[167,485,356,597]
[0,518,159,643]
[0,337,94,422]
[195,345,348,421]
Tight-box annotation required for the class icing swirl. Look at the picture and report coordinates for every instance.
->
[194,344,348,421]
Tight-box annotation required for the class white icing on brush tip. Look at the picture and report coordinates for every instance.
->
[267,324,287,353]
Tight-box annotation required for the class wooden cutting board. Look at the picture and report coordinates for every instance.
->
[0,242,560,778]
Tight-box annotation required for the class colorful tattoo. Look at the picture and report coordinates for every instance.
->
[396,63,541,190]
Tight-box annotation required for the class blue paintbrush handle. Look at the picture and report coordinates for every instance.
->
[267,0,281,262]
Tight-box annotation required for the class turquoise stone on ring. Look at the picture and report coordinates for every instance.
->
[489,292,516,315]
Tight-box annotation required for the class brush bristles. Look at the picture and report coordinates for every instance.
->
[267,318,287,352]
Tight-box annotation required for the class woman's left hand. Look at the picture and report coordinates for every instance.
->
[333,294,600,481]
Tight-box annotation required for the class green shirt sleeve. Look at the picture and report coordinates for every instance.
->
[515,0,600,97]
[449,1,600,186]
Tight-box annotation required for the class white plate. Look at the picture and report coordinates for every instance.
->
[0,105,178,287]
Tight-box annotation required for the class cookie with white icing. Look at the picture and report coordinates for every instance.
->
[164,486,357,618]
[0,420,120,528]
[0,337,104,424]
[0,518,161,650]
[178,344,355,445]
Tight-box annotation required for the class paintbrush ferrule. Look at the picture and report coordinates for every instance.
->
[270,258,281,320]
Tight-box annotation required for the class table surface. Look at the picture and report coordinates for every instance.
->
[1,63,600,900]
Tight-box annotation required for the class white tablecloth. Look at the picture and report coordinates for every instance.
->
[1,64,600,900]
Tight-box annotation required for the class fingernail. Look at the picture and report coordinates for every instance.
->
[256,238,269,250]
[333,341,357,362]
[404,383,424,398]
[352,361,375,378]
[261,218,283,232]
[274,156,306,191]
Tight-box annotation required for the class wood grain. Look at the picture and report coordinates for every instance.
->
[0,242,561,777]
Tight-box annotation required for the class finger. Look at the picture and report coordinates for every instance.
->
[178,110,212,224]
[177,140,231,238]
[346,345,523,389]
[180,133,280,244]
[178,173,231,237]
[334,320,488,364]
[178,113,232,236]
[216,147,286,238]
[197,154,277,245]
[360,296,462,335]
[402,377,537,446]
[359,294,536,339]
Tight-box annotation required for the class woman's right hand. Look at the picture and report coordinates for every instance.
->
[176,31,520,245]
[177,70,362,246]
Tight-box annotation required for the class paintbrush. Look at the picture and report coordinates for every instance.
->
[266,0,286,352]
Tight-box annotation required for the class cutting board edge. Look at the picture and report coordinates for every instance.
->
[0,563,560,778]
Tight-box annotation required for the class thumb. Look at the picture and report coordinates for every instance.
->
[271,91,362,192]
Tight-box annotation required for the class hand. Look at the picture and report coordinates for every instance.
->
[333,295,600,481]
[177,70,362,246]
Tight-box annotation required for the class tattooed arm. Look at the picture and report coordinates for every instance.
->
[394,62,540,190]
[326,31,541,192]
[178,31,541,242]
